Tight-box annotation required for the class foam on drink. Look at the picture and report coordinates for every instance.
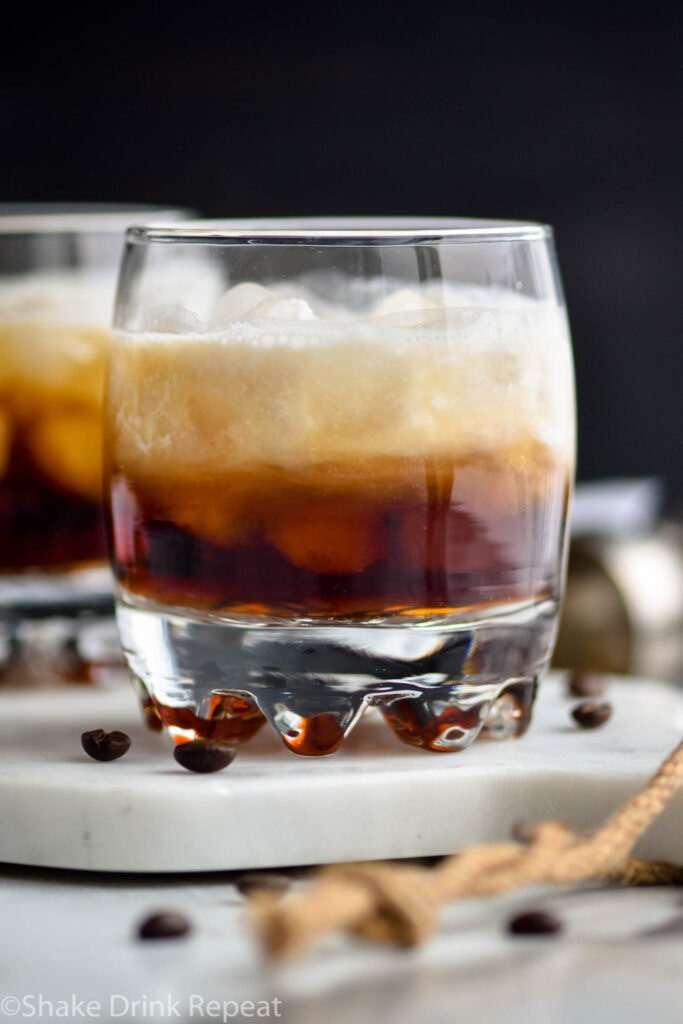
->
[109,280,573,473]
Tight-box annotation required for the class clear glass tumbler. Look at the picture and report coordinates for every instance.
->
[107,219,575,754]
[0,204,189,681]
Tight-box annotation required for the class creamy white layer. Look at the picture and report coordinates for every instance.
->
[109,281,575,475]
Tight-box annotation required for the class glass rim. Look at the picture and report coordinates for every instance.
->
[0,204,193,235]
[124,217,554,246]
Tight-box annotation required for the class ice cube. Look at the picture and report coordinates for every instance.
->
[27,409,103,502]
[212,283,274,325]
[372,288,442,317]
[153,482,252,549]
[258,296,316,321]
[0,323,107,405]
[212,284,318,327]
[267,501,387,575]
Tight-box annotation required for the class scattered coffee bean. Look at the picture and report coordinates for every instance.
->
[236,872,291,898]
[81,729,131,762]
[510,820,534,844]
[173,740,236,773]
[571,700,612,729]
[137,911,192,940]
[507,910,563,936]
[568,670,607,698]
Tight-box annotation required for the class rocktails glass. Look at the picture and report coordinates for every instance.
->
[107,219,575,755]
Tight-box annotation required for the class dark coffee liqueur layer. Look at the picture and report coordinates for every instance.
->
[0,436,106,570]
[109,452,568,619]
[0,319,108,571]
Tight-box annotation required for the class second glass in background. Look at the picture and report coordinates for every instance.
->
[0,204,190,684]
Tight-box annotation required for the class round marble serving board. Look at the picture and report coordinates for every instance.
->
[0,673,681,873]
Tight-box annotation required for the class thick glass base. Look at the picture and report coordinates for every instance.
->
[117,597,560,755]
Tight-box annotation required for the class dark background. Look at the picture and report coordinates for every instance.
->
[2,4,681,495]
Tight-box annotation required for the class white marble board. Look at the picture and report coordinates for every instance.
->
[0,674,681,873]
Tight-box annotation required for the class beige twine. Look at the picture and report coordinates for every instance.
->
[250,740,683,957]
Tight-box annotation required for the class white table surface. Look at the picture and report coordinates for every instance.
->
[1,867,682,1024]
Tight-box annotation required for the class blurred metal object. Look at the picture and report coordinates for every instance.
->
[554,521,683,682]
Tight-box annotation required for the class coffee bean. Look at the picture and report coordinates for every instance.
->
[510,820,534,844]
[568,671,607,698]
[507,910,563,936]
[571,700,612,729]
[236,872,291,898]
[137,911,192,940]
[173,740,236,773]
[81,729,131,762]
